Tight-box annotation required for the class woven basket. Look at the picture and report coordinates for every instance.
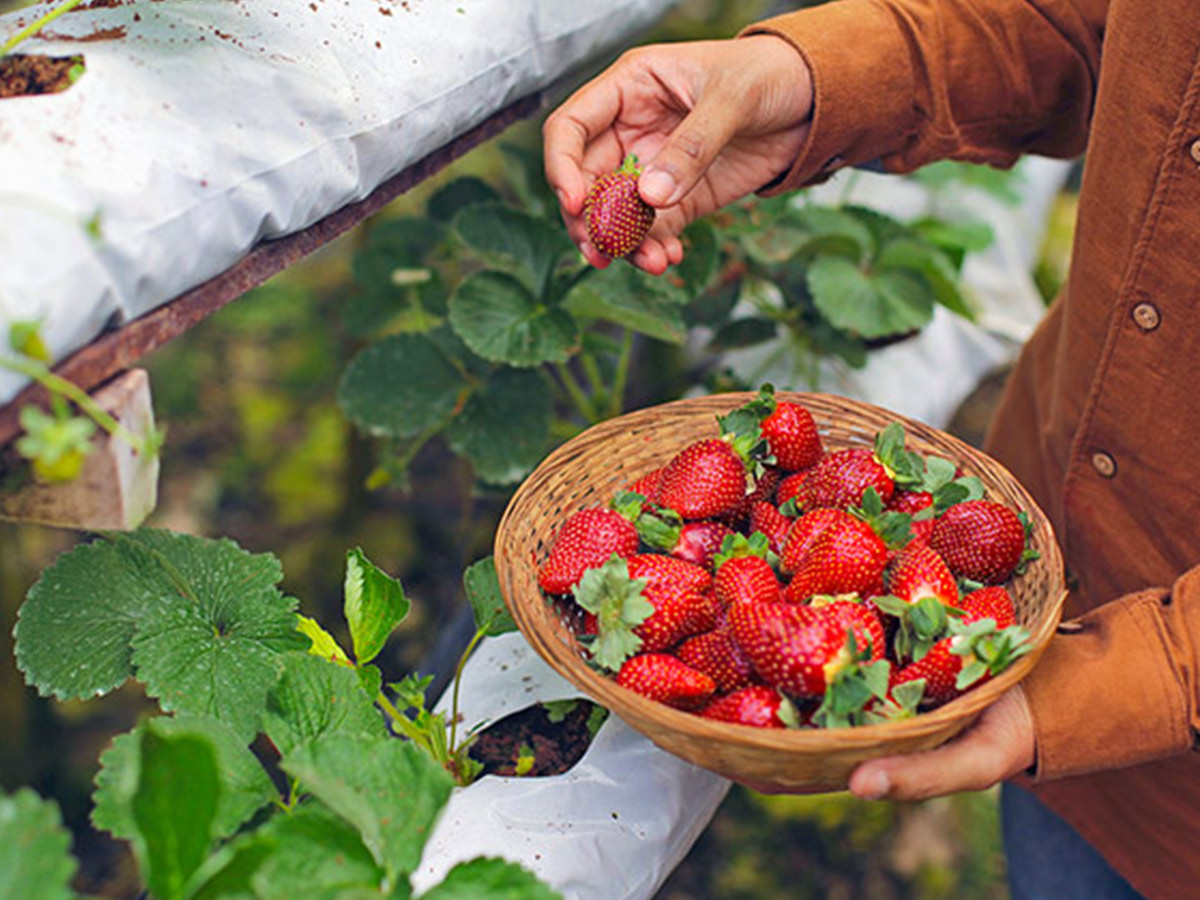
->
[495,392,1066,790]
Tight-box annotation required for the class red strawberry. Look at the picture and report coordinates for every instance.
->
[537,506,639,595]
[714,554,782,606]
[616,653,715,707]
[930,499,1029,584]
[655,438,752,519]
[700,685,792,728]
[890,639,964,705]
[891,618,1033,706]
[584,154,655,259]
[728,602,848,697]
[787,447,895,512]
[686,589,724,635]
[722,467,781,525]
[676,628,757,693]
[748,500,792,556]
[884,543,960,608]
[888,489,935,546]
[960,585,1016,628]
[810,597,887,663]
[761,400,823,471]
[626,552,713,594]
[780,507,856,574]
[776,469,809,509]
[636,512,733,570]
[626,467,664,501]
[784,515,889,601]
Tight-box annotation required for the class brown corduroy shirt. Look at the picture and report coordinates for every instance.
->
[743,2,1200,897]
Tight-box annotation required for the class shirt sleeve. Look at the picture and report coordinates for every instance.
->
[1020,568,1200,779]
[740,0,1107,190]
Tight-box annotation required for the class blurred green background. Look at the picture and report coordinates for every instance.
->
[0,1,1078,898]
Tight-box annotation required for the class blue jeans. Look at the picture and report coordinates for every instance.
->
[1001,783,1146,900]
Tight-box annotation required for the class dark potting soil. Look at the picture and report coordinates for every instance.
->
[468,699,605,778]
[0,54,84,98]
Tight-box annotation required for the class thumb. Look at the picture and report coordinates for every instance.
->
[639,92,742,208]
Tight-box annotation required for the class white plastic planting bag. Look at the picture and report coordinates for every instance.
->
[714,156,1073,428]
[0,0,676,403]
[414,631,730,900]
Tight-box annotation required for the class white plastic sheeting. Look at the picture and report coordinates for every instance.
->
[0,0,676,403]
[415,632,730,900]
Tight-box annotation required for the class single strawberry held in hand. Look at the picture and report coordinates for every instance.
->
[584,154,656,258]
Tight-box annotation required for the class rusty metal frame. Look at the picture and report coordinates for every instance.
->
[0,92,543,448]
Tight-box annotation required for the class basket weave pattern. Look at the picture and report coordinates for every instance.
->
[495,392,1066,789]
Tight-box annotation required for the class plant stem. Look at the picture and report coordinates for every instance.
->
[1,0,89,57]
[448,626,487,755]
[554,362,598,423]
[0,354,159,457]
[608,328,633,418]
[375,689,438,756]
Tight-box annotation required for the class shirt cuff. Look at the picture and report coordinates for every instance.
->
[1024,589,1194,781]
[739,0,918,193]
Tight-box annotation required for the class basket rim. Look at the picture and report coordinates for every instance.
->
[495,389,1067,752]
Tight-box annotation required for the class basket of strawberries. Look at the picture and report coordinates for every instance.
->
[494,388,1066,790]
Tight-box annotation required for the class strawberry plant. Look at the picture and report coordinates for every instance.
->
[7,529,564,900]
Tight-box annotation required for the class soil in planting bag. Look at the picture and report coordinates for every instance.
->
[713,156,1073,428]
[414,631,731,900]
[0,0,675,404]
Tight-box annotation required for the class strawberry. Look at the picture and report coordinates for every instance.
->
[700,685,795,728]
[761,399,823,471]
[884,543,960,608]
[537,503,640,595]
[636,507,733,570]
[809,596,886,663]
[727,602,845,697]
[686,589,724,635]
[784,423,923,514]
[784,514,889,601]
[776,469,809,510]
[722,467,781,526]
[626,552,713,594]
[780,507,856,574]
[676,628,757,693]
[747,500,792,556]
[626,467,664,501]
[888,489,935,546]
[584,154,655,258]
[655,438,752,520]
[960,585,1016,628]
[616,653,715,708]
[713,534,782,606]
[930,499,1032,584]
[891,617,1033,706]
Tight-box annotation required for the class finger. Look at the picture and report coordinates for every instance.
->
[848,690,1034,801]
[639,86,743,208]
[543,78,623,215]
[663,234,685,266]
[628,237,672,275]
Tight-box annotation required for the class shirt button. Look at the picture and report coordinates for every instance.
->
[1091,451,1117,478]
[1132,302,1161,331]
[1191,139,1200,165]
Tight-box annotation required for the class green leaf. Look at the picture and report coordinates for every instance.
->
[420,857,564,900]
[0,789,76,900]
[344,270,448,340]
[562,264,688,344]
[498,143,557,217]
[122,535,306,741]
[677,219,719,294]
[877,238,974,320]
[298,615,353,666]
[444,367,552,484]
[132,728,220,900]
[808,257,933,339]
[263,653,388,758]
[188,833,274,900]
[710,317,779,351]
[338,333,467,438]
[449,271,579,367]
[464,556,516,637]
[453,204,574,297]
[572,556,652,672]
[793,206,875,260]
[251,805,387,900]
[344,548,410,665]
[93,715,276,844]
[281,735,455,883]
[15,530,294,709]
[428,177,502,223]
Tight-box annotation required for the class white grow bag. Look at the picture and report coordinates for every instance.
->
[0,0,676,403]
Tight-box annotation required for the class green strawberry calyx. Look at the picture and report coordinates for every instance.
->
[617,153,643,178]
[874,593,957,662]
[573,555,653,673]
[813,632,892,729]
[947,618,1033,690]
[634,503,684,553]
[850,487,913,549]
[712,531,773,571]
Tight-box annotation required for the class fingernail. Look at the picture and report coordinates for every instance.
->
[640,169,677,206]
[857,769,890,801]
